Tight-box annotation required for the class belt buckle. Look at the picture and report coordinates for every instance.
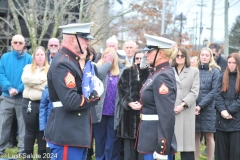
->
[140,113,142,120]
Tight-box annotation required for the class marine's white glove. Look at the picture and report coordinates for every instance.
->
[139,54,149,69]
[92,76,104,97]
[153,151,168,160]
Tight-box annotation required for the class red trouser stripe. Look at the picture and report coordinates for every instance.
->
[63,145,68,160]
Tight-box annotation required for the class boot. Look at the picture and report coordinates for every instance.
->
[24,149,33,160]
[46,147,51,160]
[38,149,47,160]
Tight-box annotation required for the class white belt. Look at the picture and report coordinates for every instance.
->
[53,101,63,108]
[141,114,159,120]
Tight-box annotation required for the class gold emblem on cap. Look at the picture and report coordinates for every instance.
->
[73,32,76,34]
[158,46,161,48]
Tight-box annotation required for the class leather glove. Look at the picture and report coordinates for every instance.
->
[86,90,100,102]
[140,54,149,69]
[153,151,168,160]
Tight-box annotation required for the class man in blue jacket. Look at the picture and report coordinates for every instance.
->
[0,34,32,155]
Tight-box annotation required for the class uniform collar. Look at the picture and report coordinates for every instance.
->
[60,46,81,61]
[155,61,170,71]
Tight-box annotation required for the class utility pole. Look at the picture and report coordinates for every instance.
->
[193,19,195,45]
[210,0,215,43]
[199,0,203,49]
[161,0,166,34]
[195,12,198,51]
[197,0,206,49]
[180,13,183,45]
[224,0,229,56]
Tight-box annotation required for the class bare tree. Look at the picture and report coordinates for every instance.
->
[108,0,175,48]
[0,0,134,51]
[0,0,83,49]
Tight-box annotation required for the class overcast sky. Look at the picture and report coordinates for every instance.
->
[113,0,240,45]
[175,0,240,44]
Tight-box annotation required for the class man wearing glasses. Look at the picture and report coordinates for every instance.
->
[0,34,32,156]
[47,38,60,64]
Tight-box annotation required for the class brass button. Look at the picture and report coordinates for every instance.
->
[162,140,164,143]
[92,95,94,98]
[78,113,81,116]
[160,151,163,154]
[161,146,164,148]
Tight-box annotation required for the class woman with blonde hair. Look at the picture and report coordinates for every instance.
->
[194,47,220,160]
[93,47,128,160]
[136,34,178,160]
[21,46,49,160]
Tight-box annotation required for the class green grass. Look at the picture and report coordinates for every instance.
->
[175,145,208,160]
[0,144,208,160]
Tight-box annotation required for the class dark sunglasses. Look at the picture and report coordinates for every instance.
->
[176,55,185,58]
[13,41,24,45]
[49,44,59,47]
[135,57,142,60]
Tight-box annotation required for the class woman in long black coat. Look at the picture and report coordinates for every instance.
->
[117,50,144,160]
[215,53,240,160]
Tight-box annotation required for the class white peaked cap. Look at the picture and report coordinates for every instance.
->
[143,34,176,51]
[59,22,94,39]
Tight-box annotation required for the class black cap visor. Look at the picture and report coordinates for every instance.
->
[142,45,158,52]
[77,33,94,40]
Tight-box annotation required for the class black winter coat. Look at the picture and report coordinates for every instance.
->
[117,66,142,139]
[215,72,240,131]
[196,64,220,132]
[216,55,227,74]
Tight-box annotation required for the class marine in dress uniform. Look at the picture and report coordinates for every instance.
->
[137,34,178,160]
[45,22,100,160]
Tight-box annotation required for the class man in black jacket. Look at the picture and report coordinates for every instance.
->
[209,43,227,73]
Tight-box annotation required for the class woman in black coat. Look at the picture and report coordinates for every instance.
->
[215,53,240,160]
[117,50,144,160]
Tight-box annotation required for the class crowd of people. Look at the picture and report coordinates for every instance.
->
[0,21,240,160]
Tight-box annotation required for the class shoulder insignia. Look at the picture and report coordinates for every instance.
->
[64,71,76,88]
[159,83,169,95]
